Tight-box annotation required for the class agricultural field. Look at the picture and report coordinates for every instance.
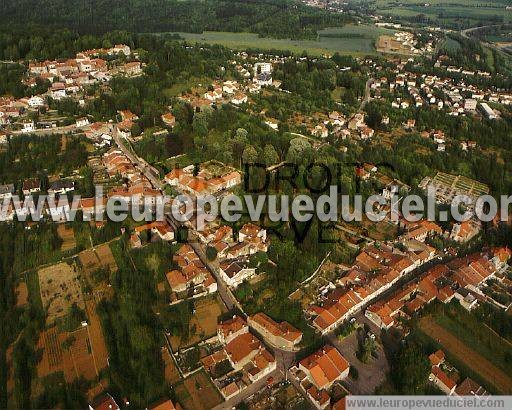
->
[177,24,396,56]
[174,370,223,410]
[418,310,512,394]
[78,243,118,299]
[169,296,227,350]
[371,0,512,28]
[38,262,84,325]
[162,347,181,385]
[57,224,76,252]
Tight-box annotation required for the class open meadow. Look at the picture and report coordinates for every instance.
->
[177,24,396,56]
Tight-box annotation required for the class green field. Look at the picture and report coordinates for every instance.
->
[373,0,512,27]
[177,24,396,56]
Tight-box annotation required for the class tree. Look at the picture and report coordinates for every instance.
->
[286,138,312,164]
[242,145,258,164]
[263,144,279,166]
[206,246,217,261]
[392,342,430,394]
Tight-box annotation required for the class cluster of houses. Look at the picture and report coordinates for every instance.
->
[290,344,350,409]
[369,61,507,120]
[103,148,162,204]
[164,161,241,198]
[201,313,302,401]
[307,242,437,334]
[427,349,489,396]
[365,247,511,329]
[376,31,435,56]
[165,244,217,301]
[206,315,278,399]
[195,222,268,288]
[0,44,142,131]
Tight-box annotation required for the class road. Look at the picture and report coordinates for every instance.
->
[460,24,512,56]
[111,127,164,189]
[360,78,374,111]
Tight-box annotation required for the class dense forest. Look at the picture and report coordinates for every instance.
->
[0,0,351,40]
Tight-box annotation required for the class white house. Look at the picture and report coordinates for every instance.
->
[28,95,45,108]
[21,120,35,133]
[76,117,90,127]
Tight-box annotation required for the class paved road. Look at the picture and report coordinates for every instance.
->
[460,24,512,56]
[112,127,164,189]
[360,78,374,111]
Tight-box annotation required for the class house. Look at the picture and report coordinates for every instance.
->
[222,80,238,94]
[161,113,176,128]
[22,179,40,196]
[479,102,497,120]
[27,95,45,108]
[220,382,241,400]
[224,332,261,370]
[348,113,365,130]
[253,62,272,74]
[0,184,14,201]
[118,110,139,122]
[166,270,187,293]
[76,117,90,127]
[217,315,249,344]
[80,197,107,220]
[21,120,35,133]
[117,120,133,139]
[88,393,120,410]
[231,92,248,105]
[50,82,67,99]
[430,366,456,395]
[313,124,328,139]
[246,348,276,382]
[248,312,302,349]
[454,378,489,396]
[328,111,345,126]
[48,180,74,195]
[450,221,480,243]
[264,119,278,130]
[306,385,330,409]
[239,223,266,243]
[464,99,477,111]
[219,258,256,288]
[146,399,183,410]
[453,288,478,311]
[360,126,374,140]
[247,83,261,94]
[298,345,350,390]
[255,72,272,86]
[109,44,131,55]
[428,350,445,367]
[123,61,142,76]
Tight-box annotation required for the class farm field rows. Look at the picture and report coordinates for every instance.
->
[419,316,512,393]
